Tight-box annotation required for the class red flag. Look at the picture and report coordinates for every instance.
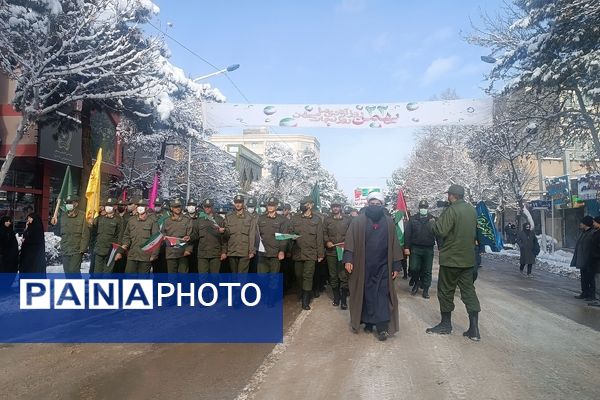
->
[396,189,408,213]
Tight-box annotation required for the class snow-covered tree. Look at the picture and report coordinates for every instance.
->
[250,144,347,208]
[467,0,600,162]
[0,0,167,186]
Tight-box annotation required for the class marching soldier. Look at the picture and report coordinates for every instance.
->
[117,199,160,274]
[224,195,258,273]
[290,196,324,310]
[246,197,260,272]
[185,198,200,273]
[404,199,437,298]
[246,197,258,217]
[59,195,90,275]
[151,198,170,274]
[92,198,124,273]
[162,199,193,273]
[323,201,352,309]
[114,199,131,273]
[257,197,288,273]
[194,198,226,273]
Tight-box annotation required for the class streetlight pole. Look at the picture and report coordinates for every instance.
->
[186,64,240,202]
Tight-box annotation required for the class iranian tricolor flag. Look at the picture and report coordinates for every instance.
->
[393,189,408,246]
[141,231,164,253]
[164,236,187,248]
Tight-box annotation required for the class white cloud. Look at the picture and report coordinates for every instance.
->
[421,56,460,85]
[335,0,367,14]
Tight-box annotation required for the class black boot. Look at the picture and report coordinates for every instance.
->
[340,288,348,310]
[402,263,408,280]
[426,312,452,335]
[332,287,340,306]
[463,312,481,341]
[313,289,320,298]
[422,288,430,299]
[302,290,311,310]
[411,278,419,295]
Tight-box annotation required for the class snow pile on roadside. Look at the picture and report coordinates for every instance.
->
[485,247,579,279]
[45,232,62,265]
[46,262,90,274]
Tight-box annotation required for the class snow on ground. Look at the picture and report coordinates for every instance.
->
[46,262,91,274]
[485,247,579,279]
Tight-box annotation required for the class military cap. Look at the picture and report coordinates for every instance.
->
[103,198,117,206]
[217,207,227,214]
[154,198,162,206]
[277,202,284,211]
[117,199,126,206]
[283,203,292,210]
[267,197,279,206]
[418,199,429,209]
[187,198,198,206]
[330,201,342,207]
[136,199,149,206]
[247,197,258,207]
[202,198,214,207]
[65,195,79,203]
[233,194,245,203]
[447,184,465,197]
[170,198,183,207]
[343,205,352,214]
[300,196,314,205]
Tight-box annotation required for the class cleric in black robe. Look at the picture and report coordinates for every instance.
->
[343,191,404,341]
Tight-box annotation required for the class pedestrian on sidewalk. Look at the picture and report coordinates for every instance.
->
[426,184,481,341]
[404,199,436,298]
[343,191,403,341]
[516,222,540,278]
[588,216,600,307]
[571,216,597,301]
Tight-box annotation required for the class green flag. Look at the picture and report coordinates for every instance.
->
[311,182,321,209]
[58,166,73,211]
[336,245,344,262]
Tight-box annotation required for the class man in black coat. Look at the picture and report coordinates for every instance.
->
[516,222,540,278]
[572,216,596,301]
[588,216,600,307]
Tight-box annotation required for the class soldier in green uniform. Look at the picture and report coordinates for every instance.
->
[323,201,352,308]
[59,195,90,275]
[224,195,257,273]
[257,197,288,273]
[162,199,193,273]
[246,197,258,217]
[117,199,160,274]
[114,199,131,273]
[151,198,170,274]
[194,198,226,273]
[92,198,124,273]
[246,197,260,273]
[185,198,200,273]
[404,199,437,298]
[290,197,324,310]
[426,184,481,341]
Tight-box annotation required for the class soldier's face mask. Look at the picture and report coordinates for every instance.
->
[154,206,162,212]
[419,208,428,216]
[187,206,196,214]
[137,206,146,214]
[276,210,283,215]
[65,204,74,211]
[105,206,114,214]
[247,207,256,214]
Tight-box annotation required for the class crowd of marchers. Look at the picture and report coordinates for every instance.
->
[0,183,485,343]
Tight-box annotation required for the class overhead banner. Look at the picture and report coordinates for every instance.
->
[204,98,493,129]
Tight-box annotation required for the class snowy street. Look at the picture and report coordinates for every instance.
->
[1,256,599,400]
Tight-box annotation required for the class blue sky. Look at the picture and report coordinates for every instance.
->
[151,0,502,198]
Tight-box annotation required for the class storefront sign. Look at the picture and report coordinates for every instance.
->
[577,174,600,200]
[38,122,83,167]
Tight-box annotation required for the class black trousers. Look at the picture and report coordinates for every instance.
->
[581,267,596,298]
[520,264,533,275]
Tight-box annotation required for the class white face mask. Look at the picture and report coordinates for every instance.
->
[105,206,114,214]
[187,206,196,214]
[247,207,255,214]
[276,210,283,215]
[137,206,146,214]
[65,204,74,211]
[419,208,428,216]
[154,206,162,213]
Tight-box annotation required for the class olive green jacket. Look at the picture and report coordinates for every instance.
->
[323,215,351,256]
[59,210,90,256]
[258,213,288,257]
[93,214,124,256]
[122,214,160,261]
[290,213,324,261]
[224,211,258,257]
[161,214,193,259]
[192,213,225,259]
[431,199,477,268]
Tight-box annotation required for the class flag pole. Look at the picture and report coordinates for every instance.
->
[50,199,61,226]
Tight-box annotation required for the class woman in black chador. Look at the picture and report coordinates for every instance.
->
[19,213,46,275]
